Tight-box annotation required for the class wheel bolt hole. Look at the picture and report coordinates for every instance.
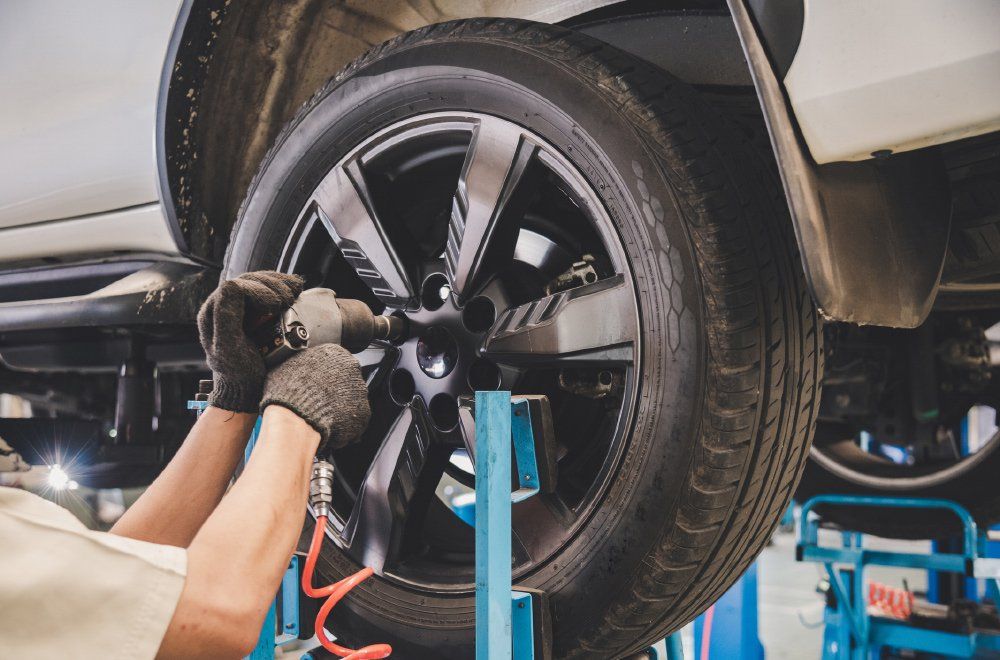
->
[468,358,502,391]
[389,368,415,405]
[429,393,459,430]
[416,326,458,379]
[421,273,450,311]
[598,370,613,386]
[462,296,496,333]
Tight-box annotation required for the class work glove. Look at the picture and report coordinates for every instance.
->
[260,344,371,452]
[197,270,304,413]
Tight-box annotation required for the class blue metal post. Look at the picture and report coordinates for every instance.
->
[246,606,277,660]
[664,633,684,660]
[476,391,513,660]
[692,563,764,660]
[241,417,277,660]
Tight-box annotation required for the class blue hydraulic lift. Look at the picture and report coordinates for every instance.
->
[798,495,1000,659]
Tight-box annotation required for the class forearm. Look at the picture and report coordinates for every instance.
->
[158,406,319,659]
[111,407,257,546]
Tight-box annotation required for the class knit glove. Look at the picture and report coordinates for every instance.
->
[260,344,371,452]
[197,271,304,413]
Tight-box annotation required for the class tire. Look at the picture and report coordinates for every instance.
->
[225,19,821,659]
[797,423,1000,539]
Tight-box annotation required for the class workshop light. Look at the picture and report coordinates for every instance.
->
[47,463,78,491]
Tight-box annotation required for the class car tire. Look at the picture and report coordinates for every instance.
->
[225,18,822,659]
[796,422,1000,539]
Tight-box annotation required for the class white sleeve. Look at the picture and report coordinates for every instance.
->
[0,487,187,660]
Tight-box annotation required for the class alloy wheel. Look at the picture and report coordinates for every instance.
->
[277,112,641,590]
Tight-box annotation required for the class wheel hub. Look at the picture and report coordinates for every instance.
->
[390,280,497,431]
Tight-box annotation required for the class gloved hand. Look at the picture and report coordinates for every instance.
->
[260,344,371,452]
[197,270,304,413]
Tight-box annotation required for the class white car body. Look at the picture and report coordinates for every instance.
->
[0,0,182,259]
[0,0,996,262]
[786,0,1000,163]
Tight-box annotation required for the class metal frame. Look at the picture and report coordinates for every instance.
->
[798,494,1000,659]
[475,390,548,660]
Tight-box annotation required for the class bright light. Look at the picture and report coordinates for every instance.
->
[47,464,78,491]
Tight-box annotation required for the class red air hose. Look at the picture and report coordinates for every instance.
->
[302,515,392,659]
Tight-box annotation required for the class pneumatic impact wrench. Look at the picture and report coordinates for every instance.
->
[248,288,407,366]
[249,288,400,658]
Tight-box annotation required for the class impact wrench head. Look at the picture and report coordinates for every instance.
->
[250,288,407,367]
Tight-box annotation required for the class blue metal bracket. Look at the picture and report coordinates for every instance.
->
[275,556,301,644]
[511,591,535,660]
[475,391,548,660]
[797,494,1000,659]
[510,397,541,503]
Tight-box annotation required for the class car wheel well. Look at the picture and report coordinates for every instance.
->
[157,0,755,263]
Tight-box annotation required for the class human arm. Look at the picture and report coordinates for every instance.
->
[156,406,319,659]
[109,408,257,546]
[110,270,302,546]
[157,344,371,659]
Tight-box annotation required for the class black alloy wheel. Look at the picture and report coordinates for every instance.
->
[276,109,641,587]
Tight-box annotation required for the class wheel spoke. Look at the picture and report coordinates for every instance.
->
[445,116,538,302]
[342,405,439,574]
[511,493,578,562]
[483,275,637,366]
[355,342,398,387]
[312,159,416,309]
[457,401,477,463]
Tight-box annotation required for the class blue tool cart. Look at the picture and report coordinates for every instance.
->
[798,494,1000,659]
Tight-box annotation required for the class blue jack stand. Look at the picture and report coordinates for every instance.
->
[798,495,1000,659]
[691,562,764,660]
[475,390,553,660]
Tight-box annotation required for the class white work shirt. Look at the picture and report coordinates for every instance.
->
[0,486,187,659]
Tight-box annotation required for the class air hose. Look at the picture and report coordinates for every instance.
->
[304,461,392,659]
